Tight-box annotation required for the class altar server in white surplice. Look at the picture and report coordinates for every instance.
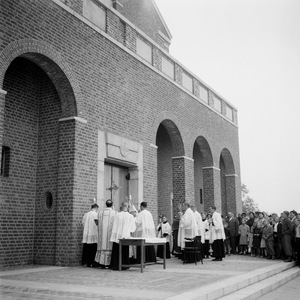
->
[178,202,198,249]
[109,202,136,270]
[94,199,117,268]
[82,203,99,267]
[191,205,205,243]
[157,215,172,258]
[132,202,157,263]
[209,205,225,261]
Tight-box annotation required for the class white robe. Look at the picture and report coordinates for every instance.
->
[157,222,172,243]
[210,211,225,243]
[135,209,156,238]
[110,211,136,243]
[95,208,117,265]
[178,208,197,248]
[194,211,205,243]
[82,210,98,244]
[203,219,210,240]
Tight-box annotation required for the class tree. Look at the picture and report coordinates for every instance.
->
[241,183,259,213]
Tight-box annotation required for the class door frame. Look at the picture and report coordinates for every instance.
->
[97,130,143,211]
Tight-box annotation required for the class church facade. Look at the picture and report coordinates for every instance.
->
[0,0,241,267]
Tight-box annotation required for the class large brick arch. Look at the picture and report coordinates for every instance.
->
[220,148,235,174]
[220,148,237,215]
[152,111,185,156]
[194,136,214,167]
[0,39,82,118]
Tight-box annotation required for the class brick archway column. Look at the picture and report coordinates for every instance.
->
[202,166,221,212]
[0,89,7,149]
[225,174,238,214]
[172,156,194,215]
[55,116,88,266]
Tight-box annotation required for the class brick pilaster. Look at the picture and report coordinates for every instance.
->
[225,174,238,214]
[55,116,87,266]
[172,156,195,216]
[202,166,221,212]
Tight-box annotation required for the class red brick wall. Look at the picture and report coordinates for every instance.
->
[33,61,61,265]
[117,0,169,47]
[220,156,227,217]
[1,59,43,266]
[193,144,204,212]
[0,0,241,267]
[156,124,173,223]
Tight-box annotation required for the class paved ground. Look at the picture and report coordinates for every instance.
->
[0,255,299,300]
[259,273,300,300]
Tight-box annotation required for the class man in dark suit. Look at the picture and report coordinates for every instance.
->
[282,211,293,262]
[227,212,239,254]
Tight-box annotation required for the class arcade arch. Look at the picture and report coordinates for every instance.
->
[219,148,236,216]
[156,119,185,222]
[0,40,80,266]
[193,136,213,212]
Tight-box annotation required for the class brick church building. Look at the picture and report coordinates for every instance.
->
[0,0,241,267]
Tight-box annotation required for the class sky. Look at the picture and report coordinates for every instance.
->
[155,0,300,214]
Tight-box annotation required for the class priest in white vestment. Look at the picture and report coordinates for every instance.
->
[110,202,136,270]
[94,199,117,268]
[82,203,99,267]
[191,205,205,243]
[177,202,198,249]
[209,206,225,261]
[133,201,157,262]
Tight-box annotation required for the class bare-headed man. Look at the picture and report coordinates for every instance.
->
[82,203,99,267]
[110,202,136,270]
[191,205,205,243]
[178,202,198,263]
[209,206,225,261]
[133,201,157,263]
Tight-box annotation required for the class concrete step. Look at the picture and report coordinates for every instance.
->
[164,261,298,300]
[218,266,300,300]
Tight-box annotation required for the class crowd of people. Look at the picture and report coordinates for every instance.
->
[82,200,300,270]
[221,210,300,265]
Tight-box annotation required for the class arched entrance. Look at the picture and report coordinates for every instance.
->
[193,136,213,213]
[0,40,80,267]
[156,119,185,222]
[220,148,236,216]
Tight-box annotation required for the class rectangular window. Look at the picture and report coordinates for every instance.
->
[226,105,233,121]
[161,56,174,79]
[199,85,208,103]
[1,146,10,177]
[182,72,193,93]
[136,37,152,63]
[214,95,222,113]
[83,0,106,31]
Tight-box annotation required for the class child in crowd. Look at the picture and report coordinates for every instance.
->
[238,218,250,254]
[262,218,275,259]
[253,222,262,256]
[260,221,267,257]
[157,215,172,259]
